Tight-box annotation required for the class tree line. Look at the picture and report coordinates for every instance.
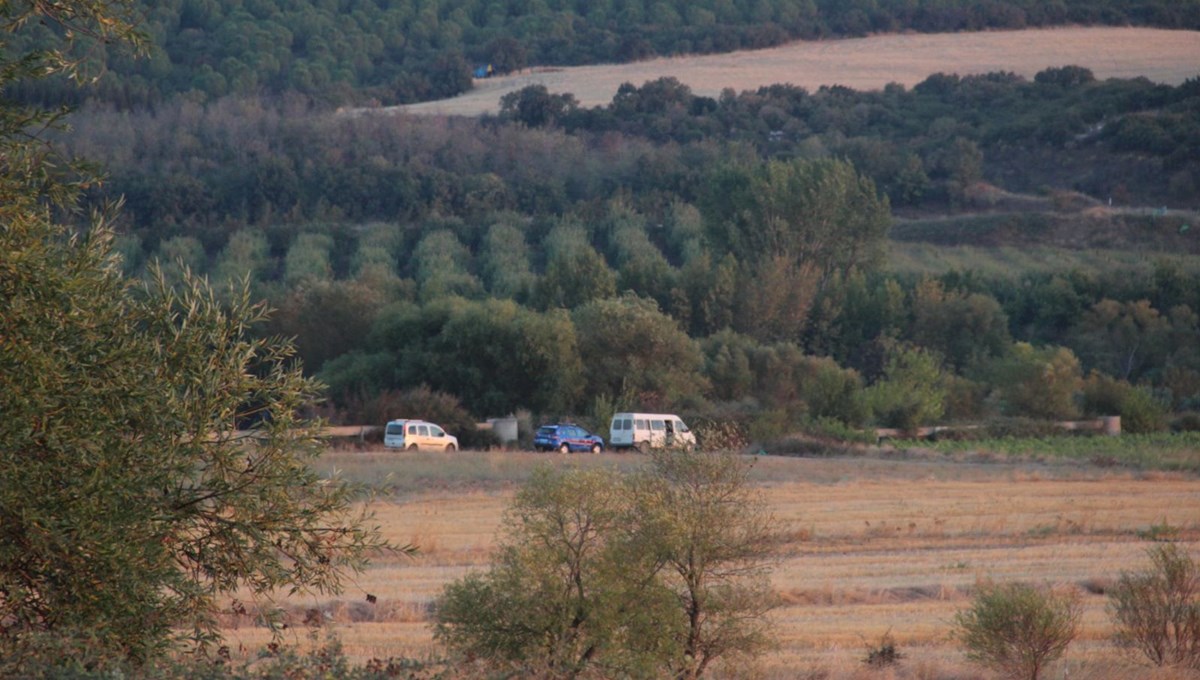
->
[62,68,1200,249]
[51,73,1200,433]
[7,0,1200,108]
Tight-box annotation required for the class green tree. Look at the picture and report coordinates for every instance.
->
[864,343,948,430]
[976,343,1083,420]
[0,251,386,662]
[1108,543,1200,669]
[534,247,618,310]
[701,158,891,341]
[434,452,778,680]
[954,582,1081,680]
[211,228,271,292]
[479,220,536,300]
[283,232,334,286]
[154,235,207,287]
[499,84,579,128]
[485,36,527,75]
[573,294,708,409]
[412,228,483,301]
[627,450,777,680]
[1081,373,1169,434]
[1,2,385,663]
[434,466,663,678]
[266,280,384,374]
[1071,299,1170,381]
[909,278,1011,373]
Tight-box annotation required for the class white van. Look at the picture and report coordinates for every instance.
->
[609,413,697,452]
[383,419,459,451]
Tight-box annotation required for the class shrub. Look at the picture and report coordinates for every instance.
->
[1082,373,1169,434]
[863,630,905,668]
[1172,412,1200,432]
[953,581,1081,680]
[434,452,777,679]
[1108,544,1200,669]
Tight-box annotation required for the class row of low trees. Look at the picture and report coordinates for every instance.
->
[518,69,1200,210]
[59,71,1200,239]
[137,212,1200,431]
[9,0,1200,107]
[47,80,1200,428]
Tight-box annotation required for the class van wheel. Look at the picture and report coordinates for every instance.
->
[591,443,602,454]
[446,443,457,452]
[636,441,650,454]
[559,443,571,454]
[407,444,418,451]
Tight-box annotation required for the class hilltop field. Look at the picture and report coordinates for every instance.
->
[216,447,1200,679]
[395,27,1200,116]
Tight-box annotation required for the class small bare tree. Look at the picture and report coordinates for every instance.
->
[1108,543,1200,669]
[953,581,1081,680]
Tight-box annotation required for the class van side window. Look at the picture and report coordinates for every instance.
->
[431,426,444,437]
[651,420,664,431]
[418,425,429,436]
[675,420,689,432]
[408,425,417,435]
[635,419,647,430]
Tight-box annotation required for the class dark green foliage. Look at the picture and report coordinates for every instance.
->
[2,0,386,665]
[1081,373,1169,434]
[573,294,708,411]
[701,158,891,341]
[322,297,584,417]
[11,0,1200,108]
[499,85,579,128]
[33,25,1200,427]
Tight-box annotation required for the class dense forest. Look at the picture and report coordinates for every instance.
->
[6,0,1200,107]
[52,63,1200,437]
[9,0,1199,438]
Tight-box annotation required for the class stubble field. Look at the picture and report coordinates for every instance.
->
[222,448,1200,679]
[393,27,1200,117]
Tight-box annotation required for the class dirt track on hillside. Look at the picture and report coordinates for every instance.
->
[382,27,1200,117]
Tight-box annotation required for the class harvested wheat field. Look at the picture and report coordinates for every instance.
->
[220,449,1200,679]
[392,27,1200,117]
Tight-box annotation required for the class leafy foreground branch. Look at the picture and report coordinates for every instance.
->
[433,450,779,680]
[0,209,390,665]
[3,0,390,667]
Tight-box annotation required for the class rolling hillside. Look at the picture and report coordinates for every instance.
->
[394,27,1200,116]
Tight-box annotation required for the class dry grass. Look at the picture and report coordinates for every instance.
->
[377,27,1200,117]
[223,450,1200,678]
